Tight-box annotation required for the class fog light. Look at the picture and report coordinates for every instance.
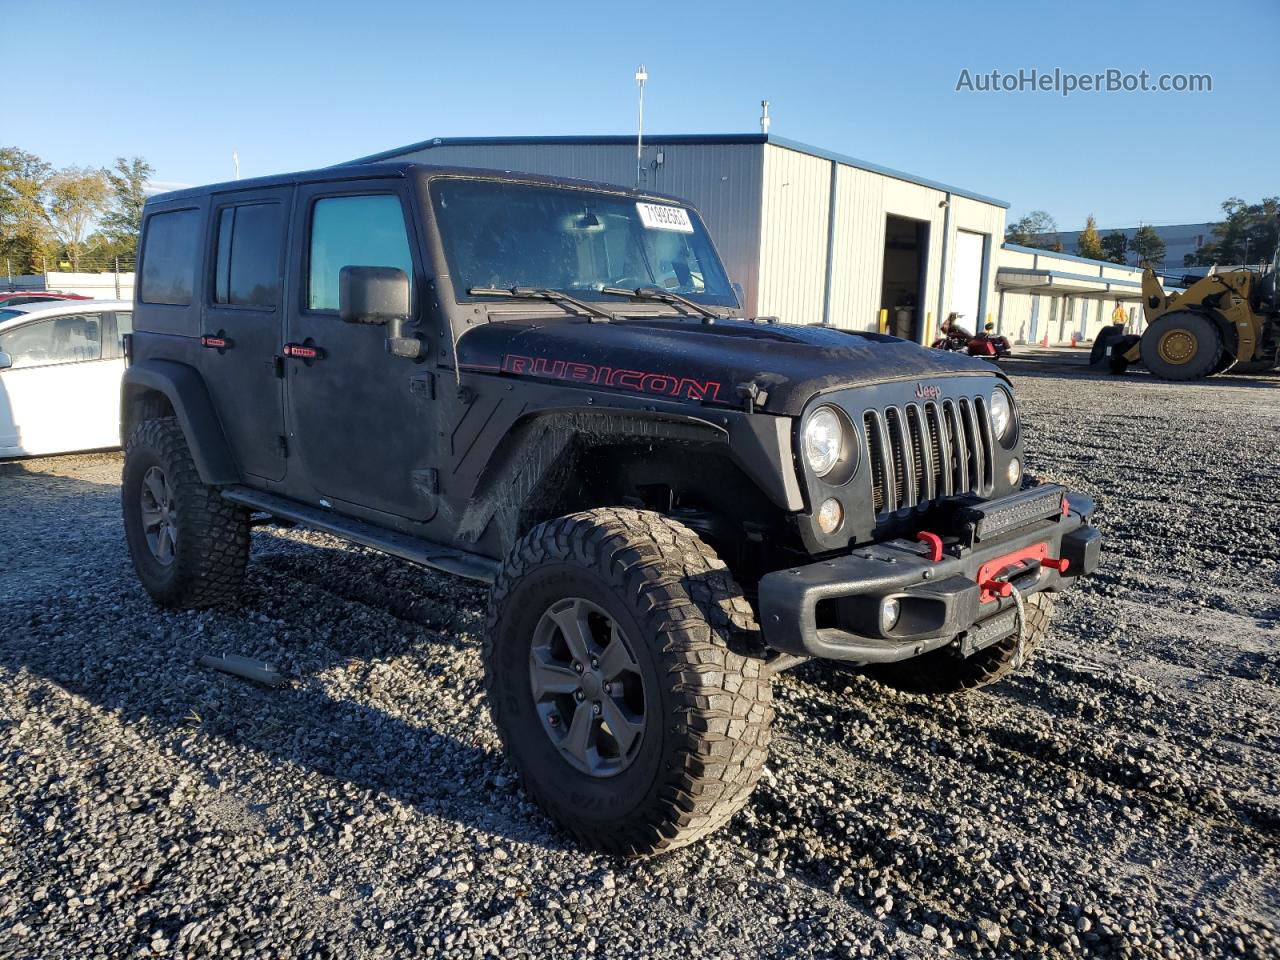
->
[881,597,901,632]
[817,497,843,534]
[1007,457,1022,486]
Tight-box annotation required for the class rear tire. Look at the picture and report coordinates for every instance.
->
[484,508,772,856]
[868,591,1055,695]
[122,418,249,608]
[1139,311,1223,381]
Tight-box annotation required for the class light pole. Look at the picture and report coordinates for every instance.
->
[635,64,648,188]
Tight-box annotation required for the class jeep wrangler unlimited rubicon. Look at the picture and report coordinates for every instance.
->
[121,163,1101,856]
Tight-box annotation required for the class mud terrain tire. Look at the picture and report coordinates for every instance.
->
[484,508,772,856]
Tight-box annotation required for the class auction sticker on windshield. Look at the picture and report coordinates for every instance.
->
[636,202,694,233]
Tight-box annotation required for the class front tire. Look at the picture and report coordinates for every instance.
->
[1140,312,1223,381]
[484,508,772,856]
[122,418,249,608]
[869,591,1055,695]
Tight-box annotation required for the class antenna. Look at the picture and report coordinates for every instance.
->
[233,150,240,180]
[635,64,648,188]
[760,100,771,135]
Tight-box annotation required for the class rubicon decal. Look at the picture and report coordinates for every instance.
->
[473,354,722,402]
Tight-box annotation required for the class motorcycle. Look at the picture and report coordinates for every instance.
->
[932,327,1013,361]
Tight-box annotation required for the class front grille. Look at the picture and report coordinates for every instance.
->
[863,397,994,515]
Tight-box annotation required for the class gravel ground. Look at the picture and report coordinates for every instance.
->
[1,368,1277,959]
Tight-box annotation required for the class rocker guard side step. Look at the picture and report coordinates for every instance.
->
[758,488,1100,664]
[221,487,500,583]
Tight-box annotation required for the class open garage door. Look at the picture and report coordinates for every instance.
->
[949,230,986,330]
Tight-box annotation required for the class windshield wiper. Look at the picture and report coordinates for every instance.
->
[468,286,614,323]
[600,286,720,323]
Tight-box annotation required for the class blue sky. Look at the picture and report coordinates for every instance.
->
[4,0,1275,231]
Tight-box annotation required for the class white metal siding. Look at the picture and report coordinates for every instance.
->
[381,142,765,313]
[757,145,831,324]
[826,165,887,330]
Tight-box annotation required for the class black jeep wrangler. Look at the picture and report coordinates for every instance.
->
[121,163,1101,855]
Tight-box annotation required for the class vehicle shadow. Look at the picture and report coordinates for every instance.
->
[0,460,569,851]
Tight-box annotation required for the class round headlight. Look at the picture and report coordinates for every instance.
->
[802,407,843,477]
[990,388,1015,441]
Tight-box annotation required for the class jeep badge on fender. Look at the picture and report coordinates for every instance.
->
[120,162,1101,856]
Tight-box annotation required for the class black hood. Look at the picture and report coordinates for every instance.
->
[455,316,1001,416]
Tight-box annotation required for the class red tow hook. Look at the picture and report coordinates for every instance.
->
[981,580,1014,599]
[916,531,944,563]
[1041,556,1071,573]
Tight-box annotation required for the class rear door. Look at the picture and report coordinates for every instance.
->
[0,312,119,456]
[201,187,292,481]
[283,180,438,521]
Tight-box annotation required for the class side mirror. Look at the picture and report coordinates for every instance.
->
[339,265,410,325]
[0,351,11,371]
[338,265,421,360]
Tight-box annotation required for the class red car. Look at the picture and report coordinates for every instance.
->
[0,292,92,306]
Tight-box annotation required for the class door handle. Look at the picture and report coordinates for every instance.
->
[282,343,324,360]
[200,332,233,352]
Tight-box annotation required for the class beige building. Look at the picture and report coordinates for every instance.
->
[995,245,1145,344]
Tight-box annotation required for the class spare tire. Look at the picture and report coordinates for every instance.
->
[1139,311,1223,381]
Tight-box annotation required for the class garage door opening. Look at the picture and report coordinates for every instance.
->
[880,216,928,341]
[949,229,987,335]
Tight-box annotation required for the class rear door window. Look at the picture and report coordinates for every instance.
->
[213,202,286,308]
[307,195,413,311]
[140,209,201,305]
[0,315,103,368]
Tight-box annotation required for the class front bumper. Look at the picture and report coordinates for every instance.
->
[758,484,1101,663]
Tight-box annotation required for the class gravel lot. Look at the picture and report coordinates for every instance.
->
[1,367,1277,959]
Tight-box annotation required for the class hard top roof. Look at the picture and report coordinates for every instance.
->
[145,163,699,209]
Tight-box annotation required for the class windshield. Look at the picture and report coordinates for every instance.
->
[429,179,736,307]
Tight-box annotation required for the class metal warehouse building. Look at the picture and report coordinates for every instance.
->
[353,134,1010,343]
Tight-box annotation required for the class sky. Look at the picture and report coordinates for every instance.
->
[3,0,1275,232]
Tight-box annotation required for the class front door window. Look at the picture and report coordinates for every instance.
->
[0,315,102,368]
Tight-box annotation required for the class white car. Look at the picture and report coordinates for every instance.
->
[0,299,132,458]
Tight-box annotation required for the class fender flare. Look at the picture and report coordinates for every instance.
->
[452,405,802,553]
[120,359,239,484]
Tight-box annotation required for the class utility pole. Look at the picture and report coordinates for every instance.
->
[635,65,648,188]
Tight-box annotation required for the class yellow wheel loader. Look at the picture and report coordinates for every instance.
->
[1122,251,1280,380]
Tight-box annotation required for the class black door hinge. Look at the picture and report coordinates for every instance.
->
[409,372,435,400]
[276,435,288,458]
[272,356,285,378]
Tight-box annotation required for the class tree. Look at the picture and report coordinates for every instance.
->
[43,167,110,271]
[1187,196,1280,266]
[1005,210,1059,249]
[1132,224,1166,268]
[1100,231,1128,265]
[100,156,153,260]
[0,147,55,275]
[1076,215,1104,260]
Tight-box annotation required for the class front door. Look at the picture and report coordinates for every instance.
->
[0,312,122,456]
[201,187,292,481]
[284,181,438,522]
